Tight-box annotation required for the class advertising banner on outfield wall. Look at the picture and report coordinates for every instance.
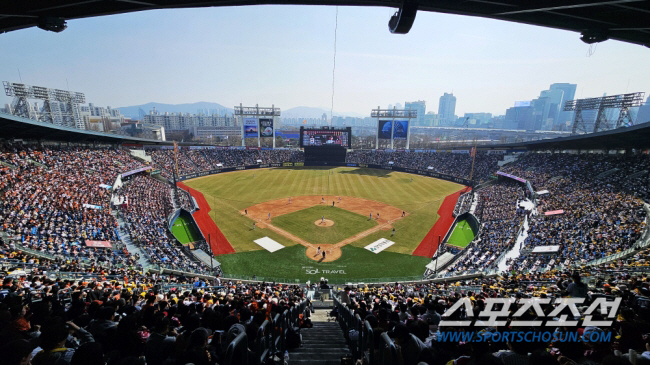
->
[259,118,274,137]
[378,120,392,139]
[244,118,258,138]
[393,120,408,140]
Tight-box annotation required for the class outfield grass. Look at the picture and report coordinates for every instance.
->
[447,219,475,248]
[171,215,202,244]
[272,206,377,244]
[217,244,432,283]
[185,167,463,254]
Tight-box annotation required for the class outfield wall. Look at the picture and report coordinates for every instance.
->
[177,161,474,186]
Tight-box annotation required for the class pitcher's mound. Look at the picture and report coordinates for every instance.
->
[314,219,335,227]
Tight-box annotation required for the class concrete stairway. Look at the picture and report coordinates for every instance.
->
[114,212,153,271]
[289,312,351,365]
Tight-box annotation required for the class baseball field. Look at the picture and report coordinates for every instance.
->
[182,166,465,283]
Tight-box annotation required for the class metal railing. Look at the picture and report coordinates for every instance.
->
[254,320,272,365]
[379,332,400,365]
[223,332,248,365]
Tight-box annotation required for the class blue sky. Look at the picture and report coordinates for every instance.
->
[1,5,648,116]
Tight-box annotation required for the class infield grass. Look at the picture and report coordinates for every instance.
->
[446,219,475,248]
[271,206,377,244]
[185,167,463,255]
[171,214,202,244]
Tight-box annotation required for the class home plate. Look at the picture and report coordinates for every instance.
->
[254,237,285,253]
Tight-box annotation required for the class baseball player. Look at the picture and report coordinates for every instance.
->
[268,212,271,220]
[322,215,325,224]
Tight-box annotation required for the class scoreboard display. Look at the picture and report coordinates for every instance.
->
[300,127,351,148]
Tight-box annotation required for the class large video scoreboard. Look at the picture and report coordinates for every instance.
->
[300,127,352,148]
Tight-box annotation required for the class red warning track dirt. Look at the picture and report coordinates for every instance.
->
[176,182,235,255]
[413,186,471,258]
[242,196,408,262]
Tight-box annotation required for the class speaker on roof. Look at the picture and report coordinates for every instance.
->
[388,0,418,34]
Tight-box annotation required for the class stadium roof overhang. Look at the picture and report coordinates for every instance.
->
[0,113,168,144]
[482,121,650,151]
[1,0,650,47]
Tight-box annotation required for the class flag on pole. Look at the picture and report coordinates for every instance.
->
[470,146,476,158]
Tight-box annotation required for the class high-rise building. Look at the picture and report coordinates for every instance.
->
[405,100,426,126]
[438,93,456,126]
[549,83,577,126]
[637,96,650,124]
[143,108,235,131]
[505,103,534,130]
[422,112,440,127]
[463,113,492,127]
[538,89,565,130]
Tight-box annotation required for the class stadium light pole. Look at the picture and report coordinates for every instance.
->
[434,235,441,274]
[390,106,395,150]
[208,233,214,274]
[376,106,380,150]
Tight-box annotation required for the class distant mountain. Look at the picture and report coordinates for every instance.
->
[283,106,367,119]
[117,102,233,119]
[117,102,367,120]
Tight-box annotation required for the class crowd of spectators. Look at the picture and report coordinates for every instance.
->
[445,182,528,275]
[176,189,194,213]
[339,266,650,365]
[145,147,304,179]
[0,263,306,365]
[453,192,474,217]
[500,153,647,273]
[0,143,147,270]
[116,175,208,274]
[345,150,501,182]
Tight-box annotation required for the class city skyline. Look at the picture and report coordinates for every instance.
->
[1,6,649,117]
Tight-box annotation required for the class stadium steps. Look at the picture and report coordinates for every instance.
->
[0,161,17,169]
[114,213,154,271]
[596,168,620,179]
[628,170,648,179]
[289,320,351,365]
[169,188,178,210]
[26,159,48,168]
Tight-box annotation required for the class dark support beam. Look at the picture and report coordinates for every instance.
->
[495,0,642,15]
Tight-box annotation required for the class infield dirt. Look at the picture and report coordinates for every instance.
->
[241,195,408,262]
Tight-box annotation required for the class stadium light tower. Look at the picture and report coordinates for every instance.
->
[564,92,645,134]
[234,103,281,148]
[371,106,417,149]
[3,81,86,129]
